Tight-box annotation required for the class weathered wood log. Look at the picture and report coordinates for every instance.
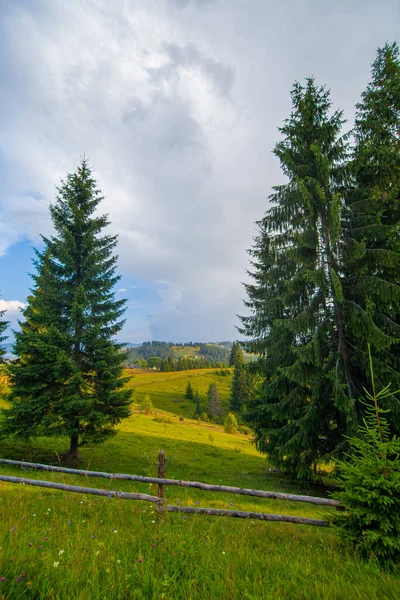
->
[0,474,160,502]
[166,505,328,526]
[0,458,340,507]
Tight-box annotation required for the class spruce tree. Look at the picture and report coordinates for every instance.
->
[207,383,223,420]
[229,345,247,413]
[240,79,354,478]
[1,159,132,461]
[229,342,241,367]
[0,291,9,362]
[185,379,194,400]
[343,42,400,431]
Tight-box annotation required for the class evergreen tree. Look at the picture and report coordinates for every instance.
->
[185,379,194,400]
[0,291,9,362]
[229,345,247,413]
[240,79,354,478]
[1,159,132,461]
[229,342,241,367]
[343,42,400,431]
[207,382,223,420]
[193,390,202,418]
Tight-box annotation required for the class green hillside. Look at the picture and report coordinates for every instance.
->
[124,368,232,418]
[1,387,399,598]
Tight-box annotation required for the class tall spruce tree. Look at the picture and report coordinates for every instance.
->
[240,79,354,478]
[229,344,247,412]
[0,292,8,362]
[1,159,132,461]
[343,42,400,431]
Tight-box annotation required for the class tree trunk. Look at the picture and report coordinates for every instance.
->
[67,432,79,464]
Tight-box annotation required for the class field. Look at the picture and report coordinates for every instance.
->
[124,368,232,418]
[0,369,399,599]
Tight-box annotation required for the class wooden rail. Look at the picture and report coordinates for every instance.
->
[0,458,340,508]
[0,452,339,527]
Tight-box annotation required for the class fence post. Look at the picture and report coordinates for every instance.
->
[157,450,166,520]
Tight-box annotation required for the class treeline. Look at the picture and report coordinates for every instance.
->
[125,341,232,370]
[239,42,400,480]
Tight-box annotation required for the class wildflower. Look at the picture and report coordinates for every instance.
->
[16,575,25,583]
[23,559,27,563]
[53,562,59,568]
[151,520,156,524]
[9,559,14,562]
[9,526,16,532]
[117,560,121,564]
[33,514,36,517]
[95,551,100,556]
[59,550,64,556]
[37,546,42,550]
[44,537,48,541]
[28,542,33,547]
[222,551,226,555]
[67,521,72,525]
[113,530,118,534]
[82,520,86,523]
[0,577,5,581]
[138,559,142,563]
[92,535,97,539]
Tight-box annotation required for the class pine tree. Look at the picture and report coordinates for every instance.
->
[207,382,223,420]
[229,342,241,367]
[193,390,202,418]
[0,291,9,362]
[343,42,400,431]
[1,159,132,461]
[240,79,354,478]
[229,345,247,413]
[185,379,194,400]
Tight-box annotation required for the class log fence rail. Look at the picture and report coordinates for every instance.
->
[0,452,339,528]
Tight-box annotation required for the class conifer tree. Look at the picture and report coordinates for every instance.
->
[207,382,223,420]
[240,79,354,478]
[229,345,247,413]
[0,291,9,362]
[229,342,241,367]
[343,42,400,431]
[1,159,132,461]
[185,379,194,400]
[193,390,202,418]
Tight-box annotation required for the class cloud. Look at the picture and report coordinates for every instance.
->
[0,0,399,341]
[0,300,26,315]
[116,288,127,294]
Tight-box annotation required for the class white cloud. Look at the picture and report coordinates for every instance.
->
[0,300,26,315]
[116,288,127,294]
[0,0,399,340]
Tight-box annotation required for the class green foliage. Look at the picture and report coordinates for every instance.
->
[0,290,9,363]
[147,356,161,369]
[139,394,153,415]
[333,348,400,566]
[224,412,238,434]
[240,78,353,479]
[343,42,400,432]
[0,159,132,459]
[193,390,202,418]
[229,345,247,413]
[185,379,194,400]
[229,342,241,367]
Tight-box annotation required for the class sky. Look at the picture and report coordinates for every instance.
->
[0,0,399,343]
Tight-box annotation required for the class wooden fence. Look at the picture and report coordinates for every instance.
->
[0,452,340,527]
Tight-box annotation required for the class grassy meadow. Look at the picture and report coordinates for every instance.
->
[124,368,232,418]
[0,369,399,599]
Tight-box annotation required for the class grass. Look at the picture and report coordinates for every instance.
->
[124,368,232,418]
[0,374,399,598]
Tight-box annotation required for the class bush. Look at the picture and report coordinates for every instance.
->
[238,425,251,435]
[139,394,153,415]
[224,412,238,434]
[332,347,400,567]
